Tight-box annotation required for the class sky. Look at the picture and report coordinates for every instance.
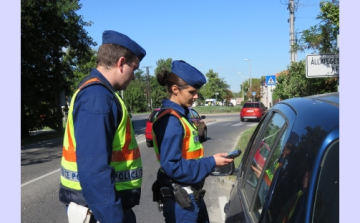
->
[78,0,326,92]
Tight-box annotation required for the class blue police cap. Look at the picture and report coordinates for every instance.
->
[171,60,206,89]
[102,30,146,61]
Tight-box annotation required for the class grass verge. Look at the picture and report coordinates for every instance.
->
[192,105,241,114]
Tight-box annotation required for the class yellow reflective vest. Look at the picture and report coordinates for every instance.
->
[60,77,142,192]
[152,108,204,162]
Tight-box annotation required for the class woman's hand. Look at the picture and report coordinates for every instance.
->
[213,153,233,167]
[251,164,263,178]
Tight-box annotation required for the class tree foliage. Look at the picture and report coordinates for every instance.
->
[223,89,233,103]
[63,49,98,94]
[293,0,339,54]
[123,70,147,113]
[273,60,338,99]
[200,69,229,102]
[240,78,263,101]
[21,0,96,137]
[151,58,172,108]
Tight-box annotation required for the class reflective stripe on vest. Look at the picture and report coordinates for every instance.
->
[60,77,142,191]
[152,108,203,162]
[282,190,303,223]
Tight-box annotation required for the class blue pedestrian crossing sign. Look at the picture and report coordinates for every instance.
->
[266,75,276,86]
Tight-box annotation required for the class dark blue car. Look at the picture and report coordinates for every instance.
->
[216,92,339,223]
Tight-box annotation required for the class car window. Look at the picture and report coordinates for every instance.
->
[242,112,287,220]
[243,103,259,108]
[190,109,200,119]
[312,140,339,223]
[252,132,287,218]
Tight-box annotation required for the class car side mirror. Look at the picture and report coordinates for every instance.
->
[210,161,238,176]
[201,115,206,119]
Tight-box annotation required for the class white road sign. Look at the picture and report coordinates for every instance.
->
[306,54,339,78]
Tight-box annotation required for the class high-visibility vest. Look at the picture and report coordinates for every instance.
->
[60,77,142,191]
[152,108,203,162]
[264,162,281,186]
[281,190,303,223]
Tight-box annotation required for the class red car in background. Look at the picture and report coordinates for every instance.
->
[145,107,207,147]
[145,108,161,147]
[253,141,271,168]
[240,101,268,122]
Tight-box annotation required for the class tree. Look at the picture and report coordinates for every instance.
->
[200,69,229,102]
[293,0,339,54]
[151,58,172,108]
[21,0,96,137]
[240,78,262,101]
[63,49,97,94]
[223,89,233,104]
[273,60,338,99]
[249,79,262,101]
[123,70,147,113]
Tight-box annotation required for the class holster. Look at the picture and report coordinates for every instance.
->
[193,189,206,201]
[172,183,192,209]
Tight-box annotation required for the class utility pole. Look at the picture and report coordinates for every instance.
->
[288,0,297,62]
[142,66,152,111]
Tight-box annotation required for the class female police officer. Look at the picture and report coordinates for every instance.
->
[152,60,233,223]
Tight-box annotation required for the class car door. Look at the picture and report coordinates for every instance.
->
[225,108,295,223]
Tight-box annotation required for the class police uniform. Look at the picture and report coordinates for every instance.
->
[59,30,146,223]
[152,61,215,223]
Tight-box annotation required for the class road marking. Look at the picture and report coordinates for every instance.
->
[247,123,258,126]
[220,123,232,126]
[232,123,243,126]
[21,135,146,187]
[218,196,228,220]
[21,169,60,187]
[21,148,43,153]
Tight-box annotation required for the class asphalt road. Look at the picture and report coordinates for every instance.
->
[21,113,257,223]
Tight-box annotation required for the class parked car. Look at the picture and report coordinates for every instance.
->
[240,101,268,122]
[214,92,339,223]
[145,108,161,147]
[145,107,208,147]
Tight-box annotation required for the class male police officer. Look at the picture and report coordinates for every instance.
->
[59,30,146,223]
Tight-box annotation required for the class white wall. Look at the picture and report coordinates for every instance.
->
[261,85,275,108]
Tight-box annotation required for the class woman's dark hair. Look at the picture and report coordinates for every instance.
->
[156,69,189,95]
[97,43,137,68]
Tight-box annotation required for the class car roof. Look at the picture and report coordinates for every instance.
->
[274,92,339,142]
[278,92,339,111]
[306,92,339,108]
